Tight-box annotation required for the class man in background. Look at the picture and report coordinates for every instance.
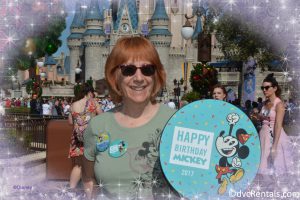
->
[30,94,39,115]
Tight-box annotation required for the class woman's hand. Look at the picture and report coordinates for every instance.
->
[251,113,266,121]
[271,146,277,160]
[250,113,259,121]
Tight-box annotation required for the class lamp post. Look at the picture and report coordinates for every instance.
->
[173,78,184,109]
[181,14,194,90]
[159,86,168,103]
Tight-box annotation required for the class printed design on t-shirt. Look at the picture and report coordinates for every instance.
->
[127,129,162,190]
[136,128,161,168]
[128,128,177,199]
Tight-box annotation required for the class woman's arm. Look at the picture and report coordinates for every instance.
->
[95,100,103,115]
[83,121,98,199]
[272,102,285,157]
[68,105,73,125]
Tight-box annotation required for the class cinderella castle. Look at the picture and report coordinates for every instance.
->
[67,0,204,91]
[63,0,290,102]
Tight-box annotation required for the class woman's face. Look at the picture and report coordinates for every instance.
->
[261,81,276,98]
[213,87,226,100]
[118,59,155,104]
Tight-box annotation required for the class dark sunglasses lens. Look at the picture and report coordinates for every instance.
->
[141,65,155,76]
[261,86,271,91]
[121,65,137,76]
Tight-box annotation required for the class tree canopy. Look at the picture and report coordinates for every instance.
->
[13,16,66,71]
[214,13,277,69]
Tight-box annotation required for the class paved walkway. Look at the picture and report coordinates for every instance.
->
[0,128,83,200]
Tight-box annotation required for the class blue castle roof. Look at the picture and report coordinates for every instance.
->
[71,2,86,28]
[85,0,103,21]
[44,54,57,65]
[64,56,70,74]
[114,0,138,31]
[149,0,171,37]
[148,28,172,36]
[67,33,83,40]
[151,0,169,20]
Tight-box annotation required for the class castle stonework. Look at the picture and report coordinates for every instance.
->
[67,0,290,101]
[67,0,200,90]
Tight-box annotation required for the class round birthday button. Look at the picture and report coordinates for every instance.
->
[108,139,128,158]
[160,100,260,199]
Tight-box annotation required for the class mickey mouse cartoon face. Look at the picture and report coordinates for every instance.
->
[216,129,250,159]
[216,131,239,157]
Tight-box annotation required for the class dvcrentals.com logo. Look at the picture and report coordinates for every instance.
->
[229,189,300,199]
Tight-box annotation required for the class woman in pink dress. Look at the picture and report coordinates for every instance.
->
[258,73,292,180]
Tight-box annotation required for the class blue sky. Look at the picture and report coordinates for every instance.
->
[53,13,73,57]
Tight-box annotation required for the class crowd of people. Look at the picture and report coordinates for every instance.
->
[29,95,72,116]
[0,93,116,117]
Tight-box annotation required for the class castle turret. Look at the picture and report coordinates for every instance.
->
[148,0,172,88]
[110,0,139,46]
[83,0,106,81]
[67,2,86,84]
[113,0,138,32]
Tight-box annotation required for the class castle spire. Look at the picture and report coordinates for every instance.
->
[70,2,86,29]
[151,0,169,20]
[149,0,172,38]
[85,0,103,21]
[68,2,87,84]
[113,0,138,31]
[148,0,172,89]
[83,0,106,83]
[84,0,105,37]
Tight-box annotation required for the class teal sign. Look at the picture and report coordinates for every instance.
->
[160,100,260,199]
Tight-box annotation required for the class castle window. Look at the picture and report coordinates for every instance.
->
[136,0,140,12]
[57,65,62,72]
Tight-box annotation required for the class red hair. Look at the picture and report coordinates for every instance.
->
[105,36,166,103]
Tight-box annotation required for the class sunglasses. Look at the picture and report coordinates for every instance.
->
[261,86,273,91]
[119,64,155,77]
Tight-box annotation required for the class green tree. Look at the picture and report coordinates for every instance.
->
[25,79,42,97]
[182,63,218,102]
[14,15,66,71]
[214,13,276,70]
[33,16,66,58]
